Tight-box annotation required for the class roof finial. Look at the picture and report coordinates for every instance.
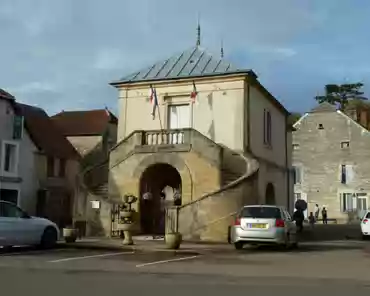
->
[220,39,224,58]
[196,13,201,47]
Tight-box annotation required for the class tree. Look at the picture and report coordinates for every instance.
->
[288,112,301,126]
[315,83,367,110]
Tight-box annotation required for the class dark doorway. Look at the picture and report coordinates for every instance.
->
[139,163,181,235]
[0,189,18,205]
[265,183,276,205]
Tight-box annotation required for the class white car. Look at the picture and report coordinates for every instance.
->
[230,205,298,250]
[361,211,370,240]
[0,200,60,249]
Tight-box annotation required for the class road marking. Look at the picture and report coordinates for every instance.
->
[136,255,200,268]
[49,251,135,263]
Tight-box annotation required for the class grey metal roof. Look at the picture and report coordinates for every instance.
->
[112,46,254,85]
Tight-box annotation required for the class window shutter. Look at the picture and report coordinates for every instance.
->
[263,109,266,143]
[339,193,343,212]
[297,167,302,184]
[346,165,354,183]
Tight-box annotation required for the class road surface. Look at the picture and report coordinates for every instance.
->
[0,241,369,295]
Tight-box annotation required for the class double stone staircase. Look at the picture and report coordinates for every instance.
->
[82,128,259,241]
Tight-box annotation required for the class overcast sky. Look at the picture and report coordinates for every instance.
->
[1,0,369,115]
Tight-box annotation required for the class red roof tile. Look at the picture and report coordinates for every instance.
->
[15,103,80,160]
[51,109,118,136]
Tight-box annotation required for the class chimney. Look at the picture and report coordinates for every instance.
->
[360,109,368,128]
[347,109,358,121]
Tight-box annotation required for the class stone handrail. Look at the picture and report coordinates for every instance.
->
[166,149,259,238]
[79,128,259,240]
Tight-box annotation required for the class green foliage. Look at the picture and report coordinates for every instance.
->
[288,112,301,125]
[315,83,367,110]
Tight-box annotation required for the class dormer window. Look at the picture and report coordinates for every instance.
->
[318,124,324,130]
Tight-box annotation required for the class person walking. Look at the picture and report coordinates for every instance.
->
[308,212,315,229]
[293,209,305,233]
[314,204,320,221]
[322,207,328,224]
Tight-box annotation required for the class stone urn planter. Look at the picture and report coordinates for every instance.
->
[165,232,182,249]
[63,227,78,243]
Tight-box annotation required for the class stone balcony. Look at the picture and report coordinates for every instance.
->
[110,128,223,169]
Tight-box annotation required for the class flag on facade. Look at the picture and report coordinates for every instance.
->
[149,85,159,119]
[190,81,198,104]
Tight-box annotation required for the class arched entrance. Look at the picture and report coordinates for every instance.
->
[139,163,182,235]
[265,183,276,205]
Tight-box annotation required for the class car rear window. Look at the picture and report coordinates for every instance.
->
[240,207,282,219]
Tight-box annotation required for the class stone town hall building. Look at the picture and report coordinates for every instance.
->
[86,44,293,241]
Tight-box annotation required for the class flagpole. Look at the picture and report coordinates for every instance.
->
[156,103,164,131]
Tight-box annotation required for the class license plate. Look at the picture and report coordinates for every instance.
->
[248,223,267,229]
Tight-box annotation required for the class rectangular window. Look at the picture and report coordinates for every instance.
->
[341,193,356,212]
[341,141,350,149]
[47,157,54,177]
[1,141,18,175]
[59,159,66,177]
[341,165,346,184]
[293,166,302,184]
[294,193,301,200]
[293,144,300,150]
[341,164,354,184]
[357,193,367,211]
[263,109,272,146]
[167,104,191,144]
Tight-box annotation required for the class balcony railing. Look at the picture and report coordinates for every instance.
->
[110,128,223,169]
[144,130,185,145]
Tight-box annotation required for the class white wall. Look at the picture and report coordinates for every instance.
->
[0,99,39,213]
[117,77,245,151]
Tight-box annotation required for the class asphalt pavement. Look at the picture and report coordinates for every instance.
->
[0,241,370,295]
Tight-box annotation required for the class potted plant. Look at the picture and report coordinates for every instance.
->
[165,232,182,249]
[63,224,78,243]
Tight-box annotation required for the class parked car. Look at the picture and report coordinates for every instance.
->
[360,211,370,240]
[0,200,60,249]
[230,205,298,250]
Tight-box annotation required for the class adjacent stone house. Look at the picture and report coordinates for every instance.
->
[51,109,118,236]
[0,89,38,212]
[0,89,80,228]
[89,45,293,241]
[15,103,80,228]
[293,102,370,222]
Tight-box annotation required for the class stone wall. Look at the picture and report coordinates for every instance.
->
[293,110,370,222]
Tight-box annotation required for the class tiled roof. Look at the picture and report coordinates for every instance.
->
[111,46,254,85]
[0,88,14,100]
[51,109,118,136]
[15,103,79,159]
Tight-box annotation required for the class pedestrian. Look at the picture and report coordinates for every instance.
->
[322,207,328,224]
[293,208,304,233]
[314,204,320,221]
[308,212,315,229]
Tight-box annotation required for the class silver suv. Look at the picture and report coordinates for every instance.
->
[230,205,298,250]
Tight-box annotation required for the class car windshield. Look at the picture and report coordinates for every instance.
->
[240,207,282,219]
[365,212,370,219]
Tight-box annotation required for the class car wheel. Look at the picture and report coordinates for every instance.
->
[234,242,243,250]
[363,235,368,241]
[39,227,58,249]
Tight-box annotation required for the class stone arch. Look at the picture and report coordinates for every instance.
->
[139,163,182,235]
[265,182,276,205]
[133,153,187,178]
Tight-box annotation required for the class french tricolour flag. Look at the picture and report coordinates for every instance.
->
[190,81,198,104]
[149,85,158,119]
